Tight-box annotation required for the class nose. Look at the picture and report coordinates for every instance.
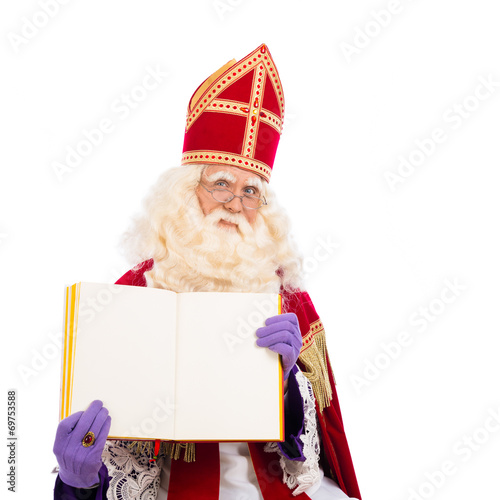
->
[223,195,243,213]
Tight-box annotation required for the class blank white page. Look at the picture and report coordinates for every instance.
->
[69,283,178,440]
[174,292,282,441]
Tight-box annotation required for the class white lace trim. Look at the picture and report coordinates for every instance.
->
[264,368,322,496]
[102,441,162,500]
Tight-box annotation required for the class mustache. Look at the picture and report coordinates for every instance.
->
[204,208,248,226]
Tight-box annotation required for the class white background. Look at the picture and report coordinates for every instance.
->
[2,0,500,498]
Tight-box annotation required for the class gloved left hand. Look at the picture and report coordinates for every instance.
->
[53,400,111,488]
[256,312,303,380]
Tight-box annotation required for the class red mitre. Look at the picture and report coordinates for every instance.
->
[181,43,284,182]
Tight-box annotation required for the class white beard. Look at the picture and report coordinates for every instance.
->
[144,205,282,294]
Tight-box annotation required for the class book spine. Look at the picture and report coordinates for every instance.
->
[61,283,81,420]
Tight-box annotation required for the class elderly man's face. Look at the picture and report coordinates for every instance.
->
[196,165,264,230]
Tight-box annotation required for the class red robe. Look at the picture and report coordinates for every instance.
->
[114,259,362,499]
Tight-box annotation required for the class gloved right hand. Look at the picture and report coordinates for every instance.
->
[53,400,111,488]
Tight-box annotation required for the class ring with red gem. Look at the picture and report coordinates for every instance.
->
[82,431,95,447]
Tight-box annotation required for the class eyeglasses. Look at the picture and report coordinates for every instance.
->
[198,182,268,209]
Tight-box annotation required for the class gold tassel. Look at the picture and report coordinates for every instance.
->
[183,443,196,462]
[172,442,183,460]
[126,441,196,462]
[298,327,333,413]
[170,442,196,462]
[126,440,154,456]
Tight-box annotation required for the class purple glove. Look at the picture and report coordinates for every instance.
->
[53,400,111,489]
[256,313,303,380]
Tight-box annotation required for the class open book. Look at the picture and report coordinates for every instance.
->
[59,282,283,442]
